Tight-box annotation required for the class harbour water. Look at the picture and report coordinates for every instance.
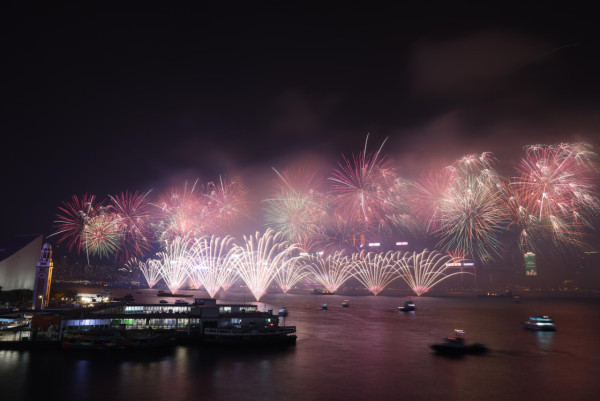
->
[1,291,599,401]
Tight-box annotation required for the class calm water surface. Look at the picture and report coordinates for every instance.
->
[1,291,599,401]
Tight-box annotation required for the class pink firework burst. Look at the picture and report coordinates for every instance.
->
[204,176,250,234]
[50,194,103,254]
[108,190,155,261]
[328,135,397,230]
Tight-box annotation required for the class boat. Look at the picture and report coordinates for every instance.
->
[199,308,296,346]
[341,300,349,307]
[398,300,416,312]
[522,315,555,331]
[278,307,288,316]
[62,329,177,350]
[478,289,513,298]
[321,303,328,311]
[430,330,488,355]
[159,299,169,304]
[174,299,190,305]
[157,290,193,298]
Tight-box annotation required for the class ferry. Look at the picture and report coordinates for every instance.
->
[522,315,556,331]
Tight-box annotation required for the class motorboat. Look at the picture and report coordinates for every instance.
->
[430,330,488,355]
[522,315,555,331]
[159,299,169,304]
[174,299,189,305]
[321,304,328,311]
[341,300,349,307]
[278,307,288,316]
[398,300,416,312]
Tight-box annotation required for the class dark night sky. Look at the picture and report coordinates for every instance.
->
[2,3,600,241]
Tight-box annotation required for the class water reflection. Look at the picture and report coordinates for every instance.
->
[535,331,555,352]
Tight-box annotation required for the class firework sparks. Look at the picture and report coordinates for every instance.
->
[230,229,297,301]
[50,193,102,254]
[328,135,396,230]
[350,251,400,295]
[188,235,237,298]
[395,249,468,296]
[302,251,354,293]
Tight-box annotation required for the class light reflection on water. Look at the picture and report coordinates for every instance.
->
[1,292,600,401]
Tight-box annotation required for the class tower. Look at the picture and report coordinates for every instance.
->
[32,243,53,310]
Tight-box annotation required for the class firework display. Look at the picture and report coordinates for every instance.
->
[301,252,355,294]
[49,140,598,296]
[395,250,465,296]
[350,251,401,296]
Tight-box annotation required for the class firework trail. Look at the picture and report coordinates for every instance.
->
[510,143,600,249]
[81,211,123,259]
[328,135,396,230]
[395,249,468,296]
[151,180,207,241]
[273,256,310,294]
[264,167,328,243]
[108,190,155,261]
[204,176,250,234]
[350,251,400,295]
[230,229,297,301]
[155,236,193,294]
[302,251,354,293]
[127,257,162,289]
[188,235,236,298]
[435,176,508,262]
[313,213,366,255]
[50,193,102,254]
[413,168,456,232]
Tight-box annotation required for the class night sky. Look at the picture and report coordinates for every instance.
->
[2,3,600,242]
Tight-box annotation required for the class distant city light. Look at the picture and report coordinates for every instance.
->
[396,241,408,246]
[368,242,380,247]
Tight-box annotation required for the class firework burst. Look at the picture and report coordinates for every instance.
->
[50,193,102,254]
[302,251,354,293]
[351,251,400,295]
[230,229,297,301]
[395,249,467,296]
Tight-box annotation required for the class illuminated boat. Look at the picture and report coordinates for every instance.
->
[522,315,555,331]
[321,303,328,311]
[341,300,349,307]
[201,308,296,346]
[430,330,488,355]
[398,300,416,312]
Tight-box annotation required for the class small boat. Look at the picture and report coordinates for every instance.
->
[341,300,349,307]
[522,315,555,331]
[430,330,488,355]
[174,299,189,305]
[159,299,169,304]
[398,300,416,312]
[278,307,288,316]
[321,304,328,311]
